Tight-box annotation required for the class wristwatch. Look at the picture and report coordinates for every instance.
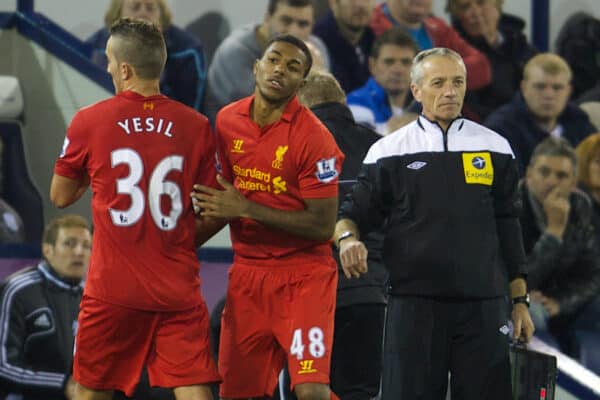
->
[335,231,355,248]
[512,294,530,308]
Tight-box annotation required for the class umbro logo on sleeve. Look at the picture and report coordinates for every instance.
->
[406,161,427,170]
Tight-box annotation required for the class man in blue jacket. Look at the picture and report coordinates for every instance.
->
[0,215,91,400]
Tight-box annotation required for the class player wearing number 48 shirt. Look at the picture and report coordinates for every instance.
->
[192,35,344,400]
[50,19,221,400]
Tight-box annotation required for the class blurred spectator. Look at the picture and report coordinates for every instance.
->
[370,0,491,90]
[206,0,329,120]
[304,39,328,71]
[0,215,91,400]
[575,133,600,246]
[520,138,600,357]
[346,27,418,135]
[313,0,375,93]
[85,0,208,111]
[485,53,596,176]
[555,12,600,100]
[184,11,231,66]
[298,71,387,400]
[386,111,419,133]
[446,0,537,120]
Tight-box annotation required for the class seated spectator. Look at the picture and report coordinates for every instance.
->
[575,133,600,246]
[0,215,91,400]
[446,0,537,120]
[520,138,600,357]
[485,53,596,176]
[298,71,386,400]
[346,27,418,135]
[313,0,375,93]
[85,0,208,111]
[370,0,491,90]
[206,0,329,119]
[555,12,600,100]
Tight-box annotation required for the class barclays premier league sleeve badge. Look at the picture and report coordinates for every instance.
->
[315,157,339,183]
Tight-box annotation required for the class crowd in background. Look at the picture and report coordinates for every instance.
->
[2,0,600,399]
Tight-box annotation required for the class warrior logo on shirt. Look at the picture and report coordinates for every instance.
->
[143,101,154,111]
[298,359,317,374]
[232,139,245,153]
[271,145,288,169]
[315,157,339,183]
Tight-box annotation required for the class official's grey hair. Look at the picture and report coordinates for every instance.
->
[410,47,466,85]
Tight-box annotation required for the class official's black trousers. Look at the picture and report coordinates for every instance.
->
[331,303,386,400]
[381,296,511,400]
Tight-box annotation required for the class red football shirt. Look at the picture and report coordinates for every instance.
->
[54,91,218,311]
[215,96,344,265]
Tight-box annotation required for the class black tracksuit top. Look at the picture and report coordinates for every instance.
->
[340,115,527,299]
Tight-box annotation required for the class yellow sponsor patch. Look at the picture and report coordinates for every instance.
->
[462,152,494,185]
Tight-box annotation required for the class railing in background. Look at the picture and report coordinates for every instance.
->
[0,0,112,92]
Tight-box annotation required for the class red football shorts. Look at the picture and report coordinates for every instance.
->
[73,295,220,396]
[218,260,338,398]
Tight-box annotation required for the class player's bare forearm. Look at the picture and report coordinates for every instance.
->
[195,216,227,247]
[243,196,338,241]
[50,174,89,208]
[333,218,360,243]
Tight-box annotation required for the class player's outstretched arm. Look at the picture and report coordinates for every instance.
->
[192,175,337,241]
[50,174,90,208]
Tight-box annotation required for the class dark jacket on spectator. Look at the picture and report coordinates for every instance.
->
[453,14,538,120]
[310,102,388,308]
[519,183,600,316]
[313,11,375,93]
[0,262,82,400]
[484,93,596,175]
[86,25,207,112]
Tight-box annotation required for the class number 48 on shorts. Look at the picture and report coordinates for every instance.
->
[290,327,326,360]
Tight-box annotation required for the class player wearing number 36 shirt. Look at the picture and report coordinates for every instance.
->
[50,19,220,400]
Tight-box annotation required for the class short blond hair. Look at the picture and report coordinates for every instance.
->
[523,53,572,82]
[104,0,172,29]
[297,71,345,108]
[575,133,600,188]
